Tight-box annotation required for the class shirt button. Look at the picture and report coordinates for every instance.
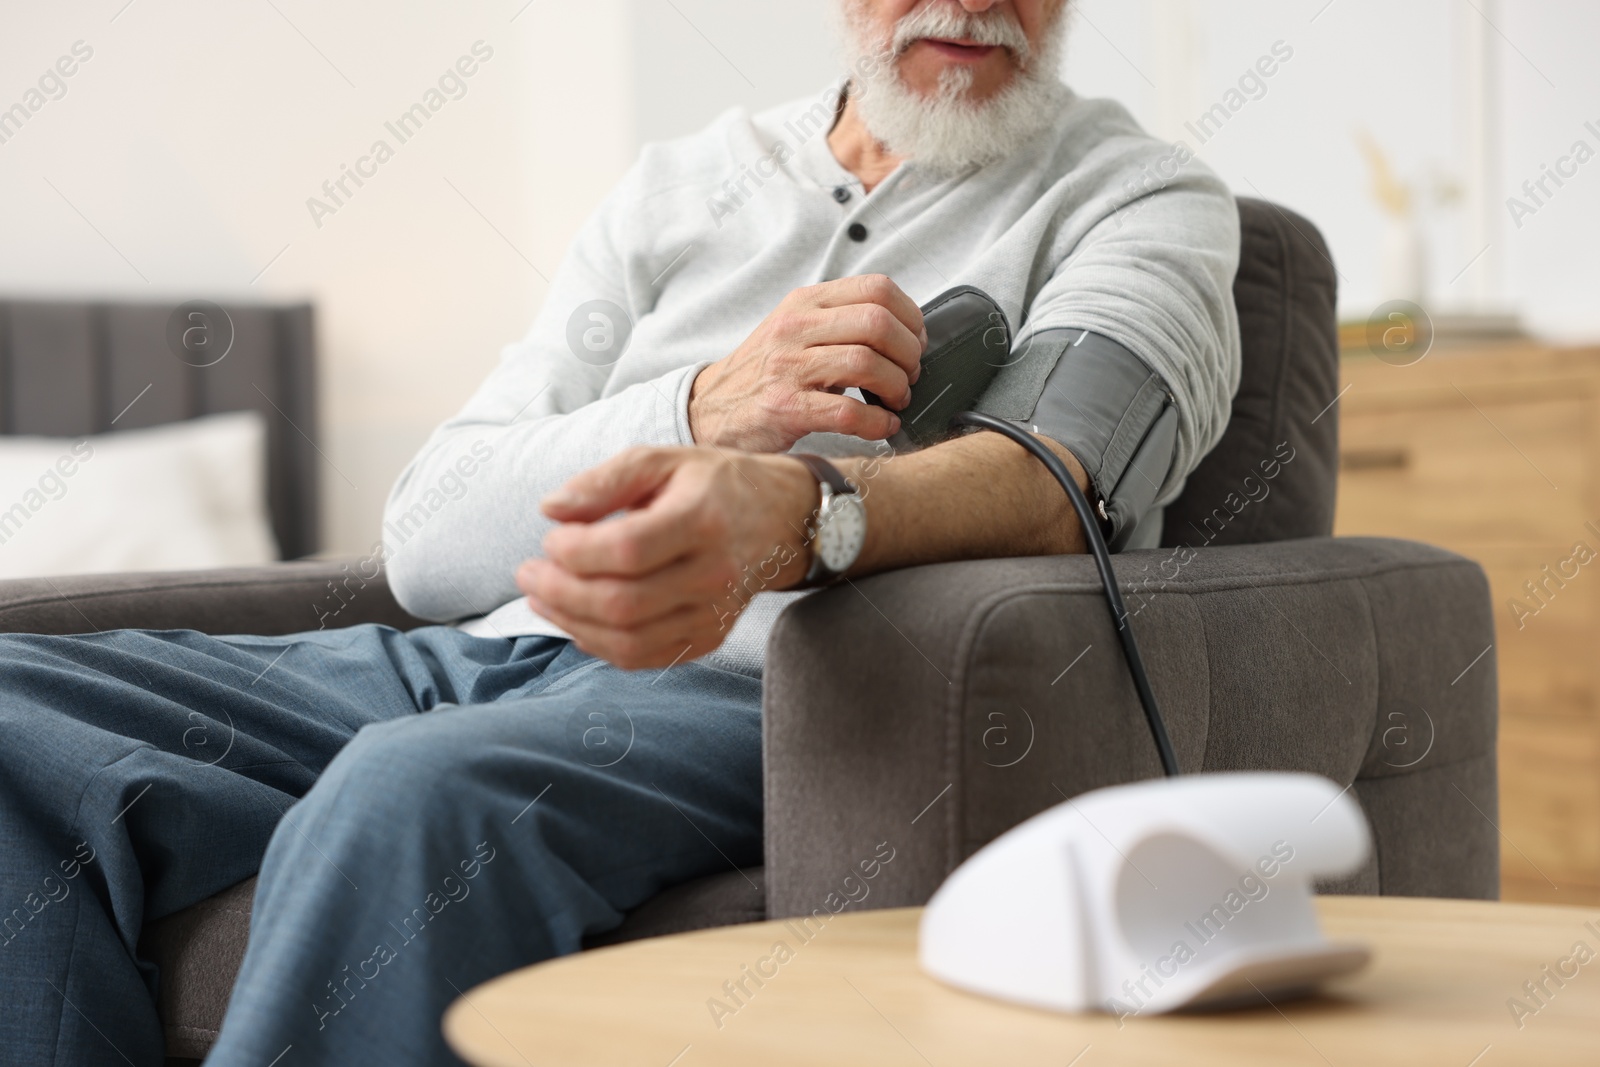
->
[847,222,869,242]
[832,186,852,204]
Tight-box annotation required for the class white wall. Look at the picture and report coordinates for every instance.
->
[1057,0,1600,336]
[1,1,1595,554]
[1493,0,1600,340]
[628,0,837,143]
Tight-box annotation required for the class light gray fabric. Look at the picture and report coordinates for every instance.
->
[762,537,1500,918]
[381,82,1242,675]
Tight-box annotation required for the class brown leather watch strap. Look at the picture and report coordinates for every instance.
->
[792,453,856,496]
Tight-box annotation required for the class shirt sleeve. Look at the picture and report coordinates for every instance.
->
[978,151,1242,547]
[380,163,705,623]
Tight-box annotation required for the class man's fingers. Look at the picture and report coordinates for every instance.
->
[541,446,678,523]
[517,553,731,631]
[809,274,926,349]
[544,460,740,578]
[803,345,913,409]
[543,500,701,577]
[797,302,924,377]
[792,391,902,441]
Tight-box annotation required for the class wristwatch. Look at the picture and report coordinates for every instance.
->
[791,453,867,590]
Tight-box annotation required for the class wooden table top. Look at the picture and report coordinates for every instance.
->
[445,896,1600,1066]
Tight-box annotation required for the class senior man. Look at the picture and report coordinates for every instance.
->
[0,1,1238,1064]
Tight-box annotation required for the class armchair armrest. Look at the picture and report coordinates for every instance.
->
[762,536,1499,919]
[0,562,427,637]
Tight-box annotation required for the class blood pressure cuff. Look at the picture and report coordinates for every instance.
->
[1010,328,1178,552]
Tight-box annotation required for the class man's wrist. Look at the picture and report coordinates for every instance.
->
[783,452,882,589]
[829,452,889,576]
[765,453,822,590]
[687,362,719,444]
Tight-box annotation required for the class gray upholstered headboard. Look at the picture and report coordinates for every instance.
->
[0,299,319,560]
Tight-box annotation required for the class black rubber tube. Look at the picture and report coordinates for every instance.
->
[949,410,1180,778]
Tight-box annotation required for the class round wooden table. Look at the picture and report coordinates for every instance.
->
[445,896,1600,1066]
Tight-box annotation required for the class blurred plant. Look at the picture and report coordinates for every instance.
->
[1358,130,1412,219]
[1355,130,1462,306]
[1356,131,1464,218]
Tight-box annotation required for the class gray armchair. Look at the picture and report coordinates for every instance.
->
[0,199,1498,1063]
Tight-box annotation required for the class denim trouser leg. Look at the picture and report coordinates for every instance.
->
[0,623,764,1067]
[210,639,762,1065]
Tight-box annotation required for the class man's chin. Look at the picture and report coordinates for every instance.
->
[853,65,1068,176]
[899,72,1019,108]
[839,2,1069,175]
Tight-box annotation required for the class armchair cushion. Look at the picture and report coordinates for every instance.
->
[762,536,1498,920]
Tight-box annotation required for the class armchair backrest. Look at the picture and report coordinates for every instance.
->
[1160,197,1340,548]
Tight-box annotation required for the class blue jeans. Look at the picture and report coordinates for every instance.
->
[0,624,764,1065]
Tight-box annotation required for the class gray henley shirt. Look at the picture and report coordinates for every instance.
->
[381,82,1242,676]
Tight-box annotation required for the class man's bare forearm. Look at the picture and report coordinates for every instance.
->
[826,430,1090,579]
[521,431,1092,669]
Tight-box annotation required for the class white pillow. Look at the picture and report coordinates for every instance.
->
[0,411,280,579]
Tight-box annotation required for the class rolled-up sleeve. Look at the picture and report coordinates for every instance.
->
[1008,160,1240,493]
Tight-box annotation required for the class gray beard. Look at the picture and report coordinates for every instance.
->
[836,4,1070,176]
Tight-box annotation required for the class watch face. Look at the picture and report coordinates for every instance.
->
[817,494,867,574]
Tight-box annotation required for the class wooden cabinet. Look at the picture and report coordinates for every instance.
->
[1335,342,1600,905]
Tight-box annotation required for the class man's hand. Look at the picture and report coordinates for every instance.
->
[689,274,928,452]
[517,446,818,670]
